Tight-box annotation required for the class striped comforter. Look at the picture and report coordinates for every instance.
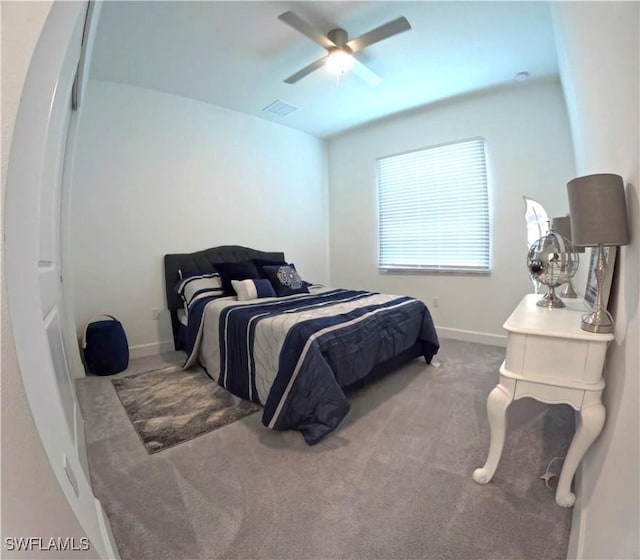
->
[184,289,439,444]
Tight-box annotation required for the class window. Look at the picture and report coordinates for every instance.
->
[377,137,490,273]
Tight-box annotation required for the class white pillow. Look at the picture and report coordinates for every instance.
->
[176,273,224,309]
[231,278,276,301]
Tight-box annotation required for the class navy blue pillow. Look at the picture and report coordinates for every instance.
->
[262,264,309,297]
[252,258,288,279]
[216,261,261,295]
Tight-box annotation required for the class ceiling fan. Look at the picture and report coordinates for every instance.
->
[278,11,411,86]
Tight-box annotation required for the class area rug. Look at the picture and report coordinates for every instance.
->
[112,365,261,454]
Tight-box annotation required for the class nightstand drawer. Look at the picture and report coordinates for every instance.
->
[513,379,586,409]
[504,332,608,384]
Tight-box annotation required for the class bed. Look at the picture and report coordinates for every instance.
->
[164,245,439,444]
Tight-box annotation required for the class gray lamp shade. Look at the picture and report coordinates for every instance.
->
[551,215,585,253]
[567,173,630,247]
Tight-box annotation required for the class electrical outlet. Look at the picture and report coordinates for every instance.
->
[433,297,440,308]
[151,308,160,320]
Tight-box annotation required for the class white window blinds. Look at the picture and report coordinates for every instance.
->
[377,138,490,273]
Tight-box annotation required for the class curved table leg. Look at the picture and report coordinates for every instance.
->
[555,402,605,507]
[473,384,513,484]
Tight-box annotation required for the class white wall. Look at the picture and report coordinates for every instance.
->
[1,2,99,556]
[552,3,639,558]
[328,80,576,343]
[70,80,329,357]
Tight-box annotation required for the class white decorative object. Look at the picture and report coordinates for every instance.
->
[523,196,549,249]
[472,294,612,507]
[523,196,549,294]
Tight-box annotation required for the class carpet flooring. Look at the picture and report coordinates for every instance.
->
[76,339,574,560]
[112,366,261,454]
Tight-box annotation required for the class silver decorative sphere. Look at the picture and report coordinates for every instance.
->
[527,231,578,308]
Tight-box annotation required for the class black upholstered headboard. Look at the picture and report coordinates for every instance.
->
[164,245,285,350]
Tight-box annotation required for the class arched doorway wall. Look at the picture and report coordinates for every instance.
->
[4,2,117,557]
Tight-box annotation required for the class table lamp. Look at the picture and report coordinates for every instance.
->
[567,173,630,333]
[551,215,585,298]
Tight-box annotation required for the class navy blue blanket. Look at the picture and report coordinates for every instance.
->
[184,289,439,444]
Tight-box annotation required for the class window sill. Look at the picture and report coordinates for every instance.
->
[378,267,491,276]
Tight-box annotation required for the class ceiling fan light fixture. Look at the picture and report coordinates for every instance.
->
[326,48,354,75]
[278,11,409,85]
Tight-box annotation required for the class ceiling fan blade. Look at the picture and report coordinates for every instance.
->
[284,56,329,84]
[346,16,411,53]
[350,58,383,86]
[278,11,336,50]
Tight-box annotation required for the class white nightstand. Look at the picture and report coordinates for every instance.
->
[472,294,613,507]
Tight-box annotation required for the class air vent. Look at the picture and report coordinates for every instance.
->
[262,99,299,117]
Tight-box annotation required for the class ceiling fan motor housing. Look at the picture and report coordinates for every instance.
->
[328,28,348,46]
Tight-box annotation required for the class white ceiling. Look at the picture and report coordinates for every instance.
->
[90,1,560,139]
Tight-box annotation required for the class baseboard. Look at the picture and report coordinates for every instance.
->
[95,497,121,559]
[567,466,586,559]
[129,340,175,360]
[119,331,505,361]
[436,326,507,347]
